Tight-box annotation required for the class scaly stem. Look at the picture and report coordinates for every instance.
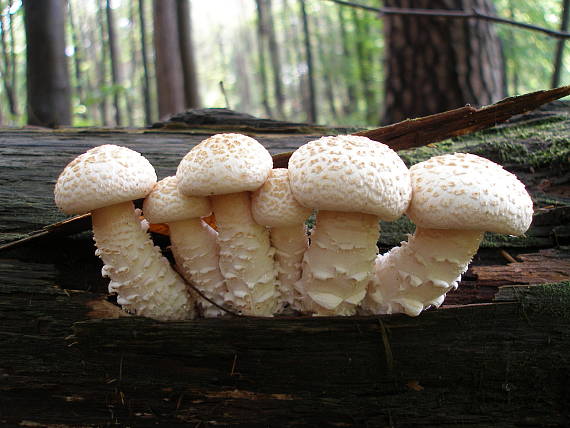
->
[362,228,484,316]
[211,192,278,316]
[169,219,229,318]
[270,224,309,312]
[300,210,379,316]
[91,201,195,320]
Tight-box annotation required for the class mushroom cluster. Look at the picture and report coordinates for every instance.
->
[54,134,534,321]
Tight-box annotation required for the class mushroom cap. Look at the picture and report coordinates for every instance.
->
[176,133,273,196]
[288,135,412,219]
[143,176,212,224]
[407,153,533,235]
[54,144,157,215]
[251,168,312,228]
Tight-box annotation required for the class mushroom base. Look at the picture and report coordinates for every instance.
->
[91,201,195,320]
[169,219,229,318]
[270,225,309,312]
[361,228,484,316]
[211,192,278,316]
[300,210,380,316]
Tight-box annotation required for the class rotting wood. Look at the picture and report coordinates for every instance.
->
[1,275,568,426]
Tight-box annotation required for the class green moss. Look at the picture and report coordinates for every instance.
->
[517,281,570,320]
[398,114,570,172]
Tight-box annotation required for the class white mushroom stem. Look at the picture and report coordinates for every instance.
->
[300,210,380,316]
[362,228,484,317]
[210,192,278,316]
[270,225,309,311]
[91,201,195,320]
[168,219,229,318]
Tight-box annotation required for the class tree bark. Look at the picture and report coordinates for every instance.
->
[153,0,186,120]
[24,0,71,127]
[383,0,506,124]
[176,0,201,109]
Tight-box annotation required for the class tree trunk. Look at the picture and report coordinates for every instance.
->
[106,0,123,126]
[139,0,153,126]
[0,3,17,116]
[265,0,285,118]
[67,1,84,113]
[24,0,71,127]
[153,0,186,120]
[383,0,506,124]
[299,0,317,123]
[176,0,200,109]
[255,0,273,117]
[337,5,358,117]
[97,0,110,126]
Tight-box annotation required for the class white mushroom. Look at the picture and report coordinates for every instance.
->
[176,133,278,316]
[251,168,312,313]
[362,152,534,317]
[54,145,195,320]
[288,136,412,316]
[142,176,229,317]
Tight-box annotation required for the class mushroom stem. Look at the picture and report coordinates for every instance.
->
[270,224,309,311]
[91,201,195,320]
[168,219,228,317]
[300,210,380,316]
[210,192,278,316]
[362,228,484,317]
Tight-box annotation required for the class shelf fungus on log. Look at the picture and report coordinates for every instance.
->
[251,168,312,313]
[54,145,196,321]
[288,135,412,316]
[176,133,279,316]
[142,176,229,318]
[362,153,534,317]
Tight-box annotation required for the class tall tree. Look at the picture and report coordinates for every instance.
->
[383,0,506,124]
[299,0,317,123]
[97,0,110,126]
[153,0,200,119]
[24,0,71,127]
[0,2,17,116]
[255,0,273,117]
[106,0,122,125]
[153,0,185,119]
[265,0,285,118]
[177,0,200,108]
[138,0,153,125]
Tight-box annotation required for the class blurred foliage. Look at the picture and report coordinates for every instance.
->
[0,0,569,127]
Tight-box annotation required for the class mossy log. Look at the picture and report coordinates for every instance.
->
[1,100,570,426]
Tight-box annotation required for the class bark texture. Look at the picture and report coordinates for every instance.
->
[24,0,71,127]
[383,0,506,124]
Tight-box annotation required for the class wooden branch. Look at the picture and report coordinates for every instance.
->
[273,85,570,167]
[328,0,570,40]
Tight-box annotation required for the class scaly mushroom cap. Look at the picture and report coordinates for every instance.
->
[251,168,312,228]
[176,133,273,196]
[407,153,533,235]
[288,135,412,220]
[143,176,212,224]
[54,144,157,215]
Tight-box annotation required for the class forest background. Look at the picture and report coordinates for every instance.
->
[4,0,570,128]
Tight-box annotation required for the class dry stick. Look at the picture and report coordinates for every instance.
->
[327,0,570,40]
[179,274,242,318]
